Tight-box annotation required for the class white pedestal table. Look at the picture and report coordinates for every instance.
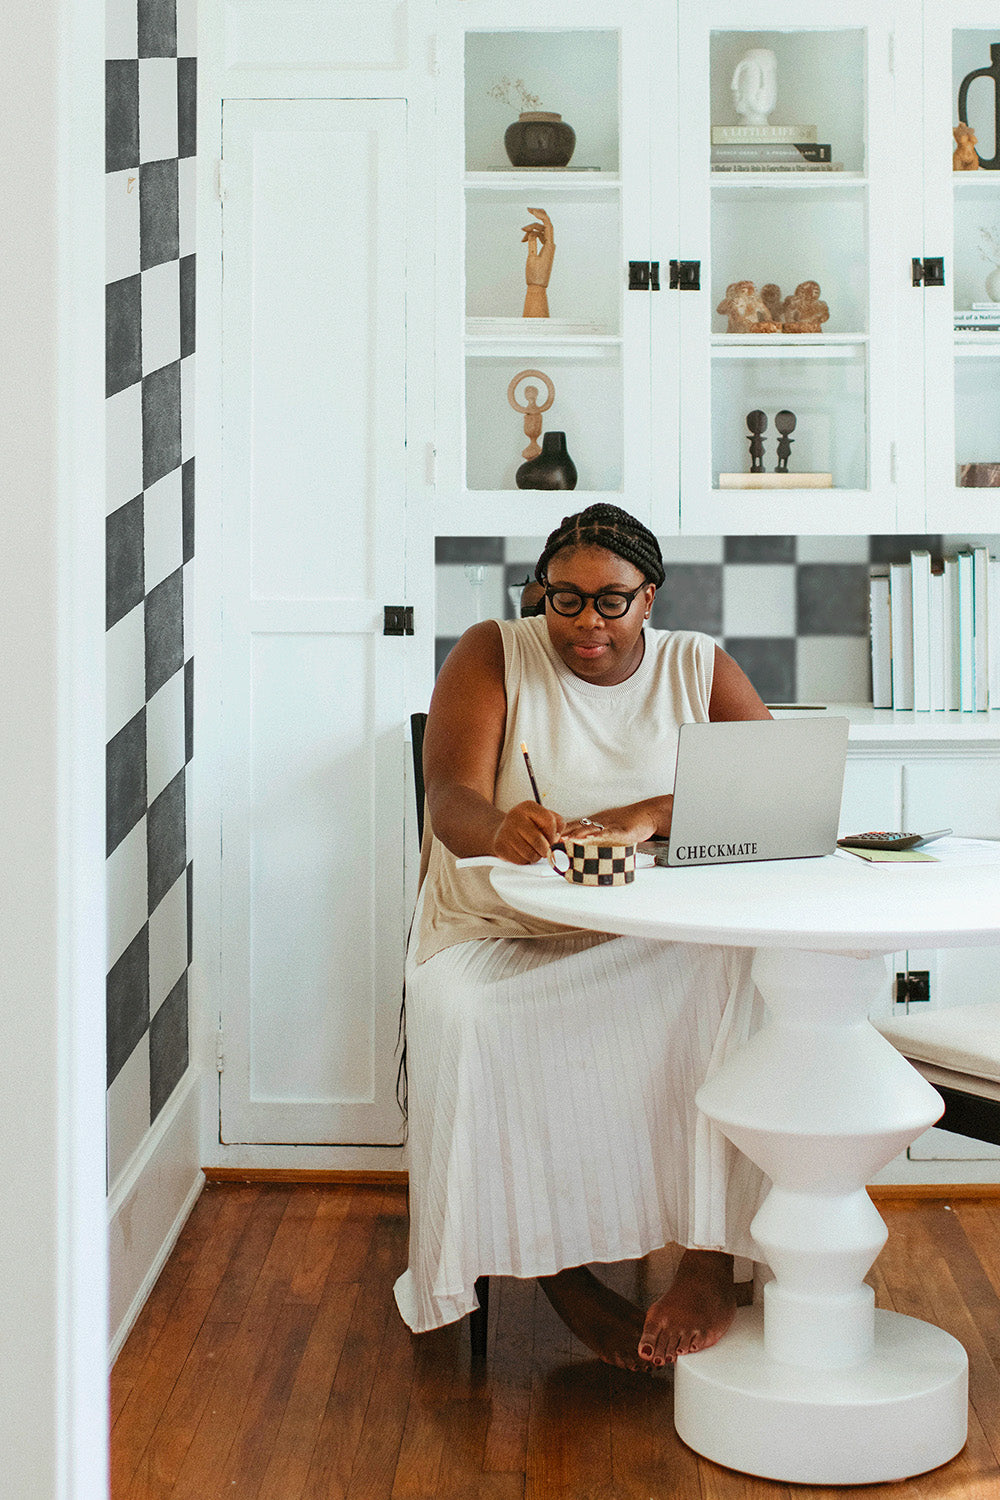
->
[490,851,1000,1484]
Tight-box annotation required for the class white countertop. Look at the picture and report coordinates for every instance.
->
[773,704,1000,743]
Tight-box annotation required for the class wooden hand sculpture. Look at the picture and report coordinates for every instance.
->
[522,207,555,318]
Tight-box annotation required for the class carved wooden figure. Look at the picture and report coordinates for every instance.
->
[507,368,555,459]
[522,207,555,318]
[746,409,767,472]
[774,409,796,472]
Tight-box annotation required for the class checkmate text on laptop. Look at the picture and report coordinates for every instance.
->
[662,716,849,867]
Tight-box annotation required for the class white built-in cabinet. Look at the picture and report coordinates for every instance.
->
[434,0,1000,537]
[205,0,1000,1164]
[839,712,1000,1164]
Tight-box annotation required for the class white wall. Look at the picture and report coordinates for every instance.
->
[0,0,108,1492]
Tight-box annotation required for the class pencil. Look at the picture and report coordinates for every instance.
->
[520,741,542,803]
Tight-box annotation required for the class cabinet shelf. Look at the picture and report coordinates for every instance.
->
[711,173,866,190]
[954,335,1000,353]
[466,171,619,193]
[711,335,868,358]
[466,338,622,359]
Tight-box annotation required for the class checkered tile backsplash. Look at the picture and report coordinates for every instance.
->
[435,534,944,702]
[106,0,195,1186]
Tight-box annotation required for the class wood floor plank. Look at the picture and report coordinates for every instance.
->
[609,1364,701,1500]
[390,1320,461,1498]
[525,1281,616,1500]
[287,1186,360,1304]
[202,1187,295,1323]
[954,1198,1000,1304]
[165,1191,324,1500]
[110,1279,234,1494]
[120,1317,238,1500]
[300,1192,406,1500]
[255,1280,361,1500]
[482,1276,534,1479]
[206,1300,318,1499]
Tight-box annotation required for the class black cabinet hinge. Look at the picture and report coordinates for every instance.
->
[894,970,930,1004]
[669,259,701,290]
[383,605,414,636]
[628,260,660,290]
[912,256,945,287]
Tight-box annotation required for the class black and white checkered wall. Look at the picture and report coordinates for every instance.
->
[105,0,196,1185]
[436,534,944,702]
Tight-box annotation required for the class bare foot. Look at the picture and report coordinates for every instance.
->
[637,1249,737,1367]
[538,1266,653,1374]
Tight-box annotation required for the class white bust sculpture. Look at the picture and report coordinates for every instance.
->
[731,48,778,126]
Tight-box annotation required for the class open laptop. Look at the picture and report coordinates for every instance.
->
[661,716,849,867]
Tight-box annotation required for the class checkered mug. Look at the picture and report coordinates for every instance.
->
[557,840,636,886]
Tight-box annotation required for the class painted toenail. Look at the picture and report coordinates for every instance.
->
[640,1344,652,1356]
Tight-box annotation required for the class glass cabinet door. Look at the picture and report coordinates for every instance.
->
[670,0,910,535]
[923,5,1000,532]
[434,0,671,535]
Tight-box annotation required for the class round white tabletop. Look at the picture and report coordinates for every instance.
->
[490,849,1000,952]
[489,848,1000,1484]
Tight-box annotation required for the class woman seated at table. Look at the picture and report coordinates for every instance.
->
[394,504,771,1371]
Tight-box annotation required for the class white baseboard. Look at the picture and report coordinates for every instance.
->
[202,1141,407,1172]
[108,1069,204,1365]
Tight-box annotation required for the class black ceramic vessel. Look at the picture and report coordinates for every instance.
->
[515,431,578,490]
[504,112,576,168]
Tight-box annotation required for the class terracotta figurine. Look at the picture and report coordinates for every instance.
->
[953,122,980,170]
[781,280,829,334]
[761,283,784,324]
[716,280,782,333]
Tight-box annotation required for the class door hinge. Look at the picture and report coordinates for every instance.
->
[628,260,659,290]
[889,441,897,484]
[669,259,701,291]
[216,1029,225,1072]
[888,32,895,76]
[895,970,930,1006]
[384,605,415,636]
[217,159,227,202]
[912,256,945,287]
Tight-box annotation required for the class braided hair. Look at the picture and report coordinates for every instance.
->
[534,504,665,589]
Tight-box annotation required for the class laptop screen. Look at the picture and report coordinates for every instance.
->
[664,717,849,867]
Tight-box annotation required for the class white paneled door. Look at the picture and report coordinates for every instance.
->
[219,99,407,1144]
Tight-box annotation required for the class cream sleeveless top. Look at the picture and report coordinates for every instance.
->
[414,616,716,963]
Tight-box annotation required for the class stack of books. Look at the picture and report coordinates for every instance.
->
[869,548,999,711]
[954,303,1000,333]
[710,124,842,173]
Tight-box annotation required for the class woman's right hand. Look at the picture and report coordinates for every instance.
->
[492,800,567,865]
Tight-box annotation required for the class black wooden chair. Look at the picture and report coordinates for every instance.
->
[410,712,490,1360]
[876,1002,1000,1148]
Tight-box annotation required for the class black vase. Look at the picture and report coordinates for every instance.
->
[516,431,578,490]
[504,112,576,168]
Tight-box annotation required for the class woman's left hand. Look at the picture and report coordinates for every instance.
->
[561,796,671,847]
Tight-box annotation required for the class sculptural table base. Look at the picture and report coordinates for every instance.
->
[675,947,968,1485]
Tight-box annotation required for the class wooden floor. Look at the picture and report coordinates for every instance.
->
[111,1183,1000,1500]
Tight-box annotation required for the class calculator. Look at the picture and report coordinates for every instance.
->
[837,829,951,852]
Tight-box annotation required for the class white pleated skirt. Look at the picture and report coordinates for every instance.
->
[394,927,769,1333]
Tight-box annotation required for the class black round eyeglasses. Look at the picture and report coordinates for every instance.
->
[543,584,645,619]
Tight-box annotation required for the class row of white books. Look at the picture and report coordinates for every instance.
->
[869,549,999,711]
